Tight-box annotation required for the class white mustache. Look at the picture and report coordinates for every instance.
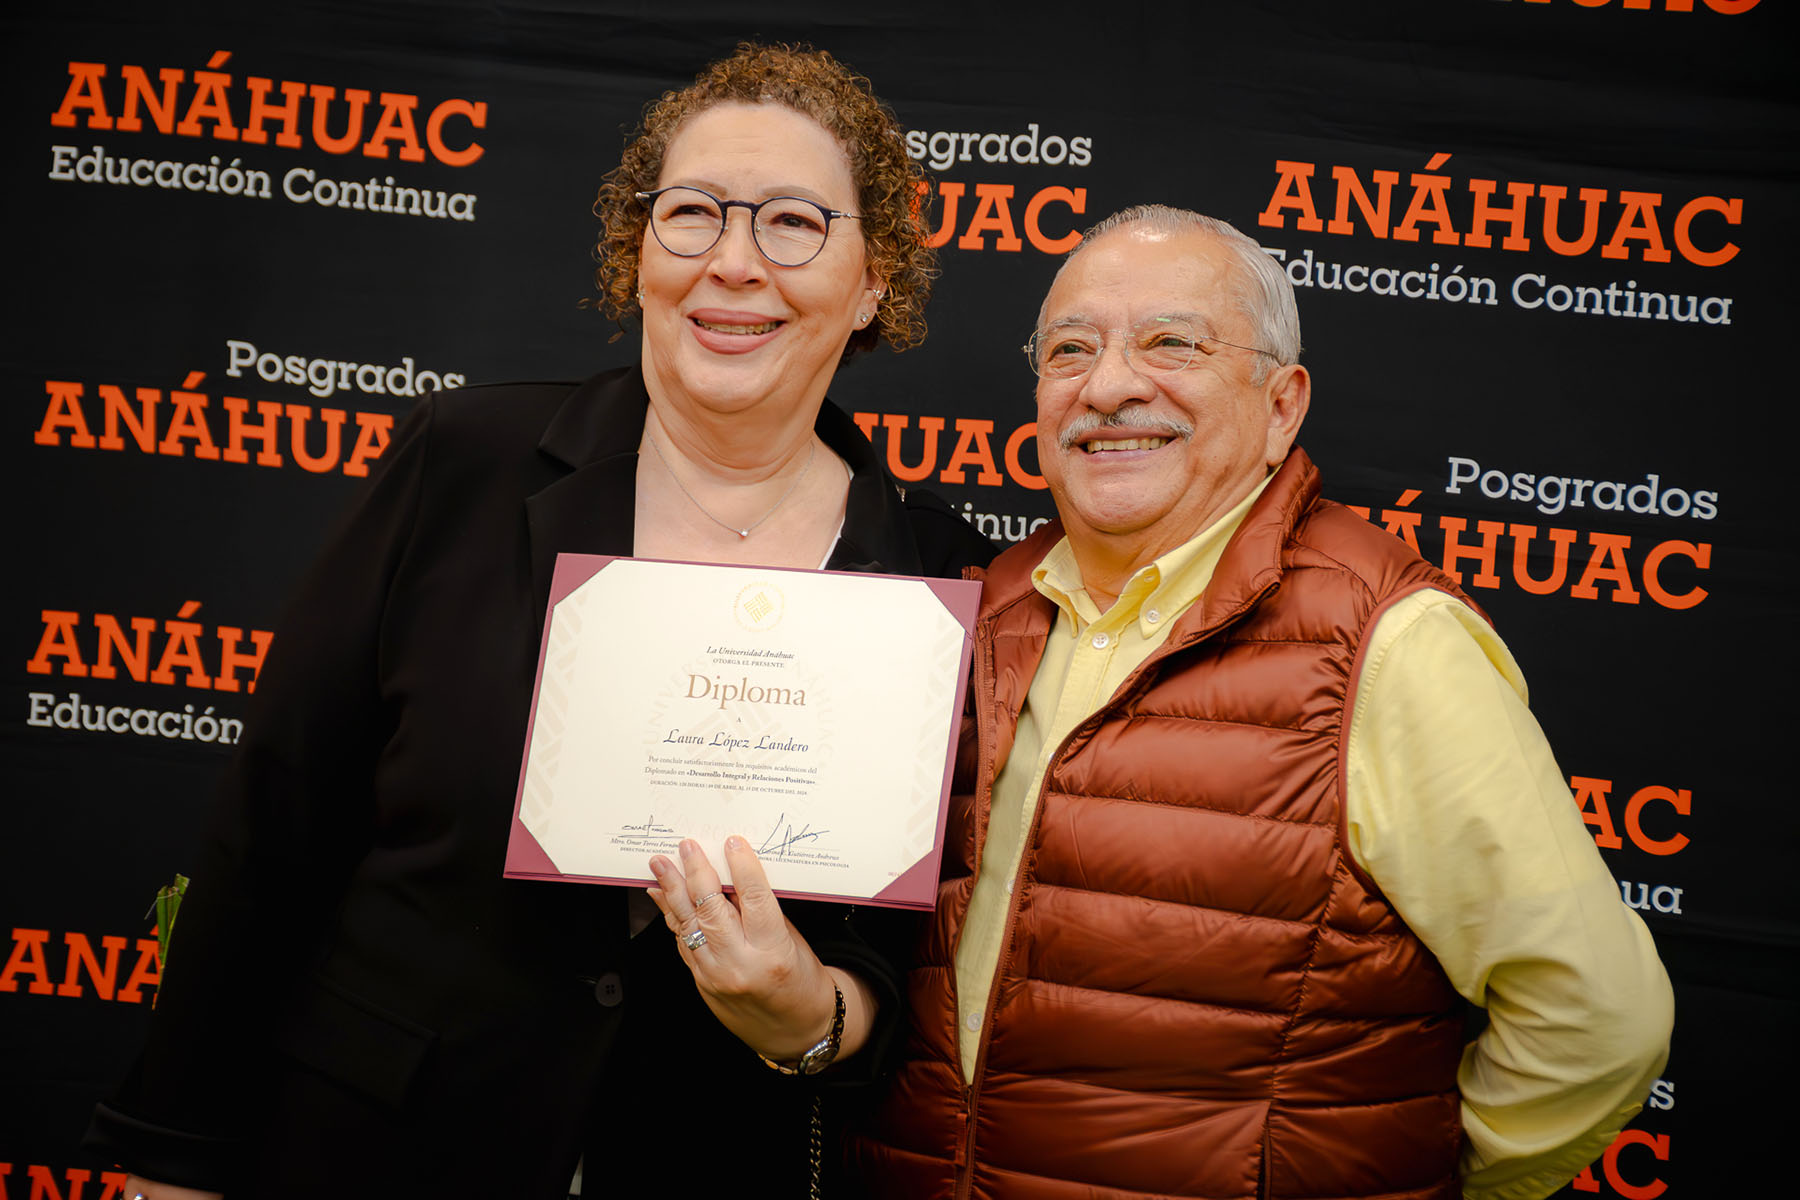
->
[1058,410,1195,451]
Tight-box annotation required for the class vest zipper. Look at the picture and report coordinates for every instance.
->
[956,662,1091,1200]
[956,877,1029,1200]
[953,627,998,1199]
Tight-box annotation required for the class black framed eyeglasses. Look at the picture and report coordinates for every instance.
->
[636,186,862,268]
[1023,315,1279,379]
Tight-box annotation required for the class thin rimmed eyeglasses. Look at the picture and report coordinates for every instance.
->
[637,186,862,268]
[1023,315,1279,379]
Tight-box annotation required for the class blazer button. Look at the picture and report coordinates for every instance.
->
[593,971,624,1007]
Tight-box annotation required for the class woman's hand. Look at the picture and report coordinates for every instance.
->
[123,1177,222,1200]
[647,836,875,1064]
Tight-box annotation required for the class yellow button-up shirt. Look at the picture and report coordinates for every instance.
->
[952,479,1671,1200]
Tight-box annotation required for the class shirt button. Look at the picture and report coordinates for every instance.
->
[1005,876,1015,895]
[593,971,623,1008]
[1145,608,1161,624]
[1091,631,1110,649]
[964,1011,982,1032]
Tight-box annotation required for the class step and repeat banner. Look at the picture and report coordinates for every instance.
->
[3,2,1793,1195]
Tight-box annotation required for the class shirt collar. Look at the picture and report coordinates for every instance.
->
[1032,472,1276,638]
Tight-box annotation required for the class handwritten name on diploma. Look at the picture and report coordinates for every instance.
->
[662,729,812,753]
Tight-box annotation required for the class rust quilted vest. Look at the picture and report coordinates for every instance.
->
[849,450,1472,1200]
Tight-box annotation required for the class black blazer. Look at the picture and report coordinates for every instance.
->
[89,366,996,1198]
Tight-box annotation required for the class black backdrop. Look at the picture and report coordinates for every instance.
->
[4,2,1795,1195]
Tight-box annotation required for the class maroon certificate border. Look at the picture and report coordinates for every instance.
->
[504,553,980,911]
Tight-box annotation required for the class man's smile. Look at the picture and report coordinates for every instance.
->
[1079,436,1172,453]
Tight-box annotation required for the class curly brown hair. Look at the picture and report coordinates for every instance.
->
[592,42,934,360]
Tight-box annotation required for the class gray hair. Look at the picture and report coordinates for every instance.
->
[1054,204,1302,383]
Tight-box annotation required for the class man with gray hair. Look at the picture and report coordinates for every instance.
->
[848,206,1672,1199]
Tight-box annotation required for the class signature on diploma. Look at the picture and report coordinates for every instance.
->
[621,815,676,836]
[757,812,830,859]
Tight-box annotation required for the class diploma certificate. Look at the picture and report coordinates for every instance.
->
[504,554,980,909]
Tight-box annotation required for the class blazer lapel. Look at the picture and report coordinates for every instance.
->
[819,400,921,576]
[525,366,648,620]
[522,374,919,611]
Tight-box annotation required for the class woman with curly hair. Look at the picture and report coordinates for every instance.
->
[91,42,993,1199]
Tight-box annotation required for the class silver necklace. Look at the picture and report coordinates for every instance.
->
[645,432,816,539]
